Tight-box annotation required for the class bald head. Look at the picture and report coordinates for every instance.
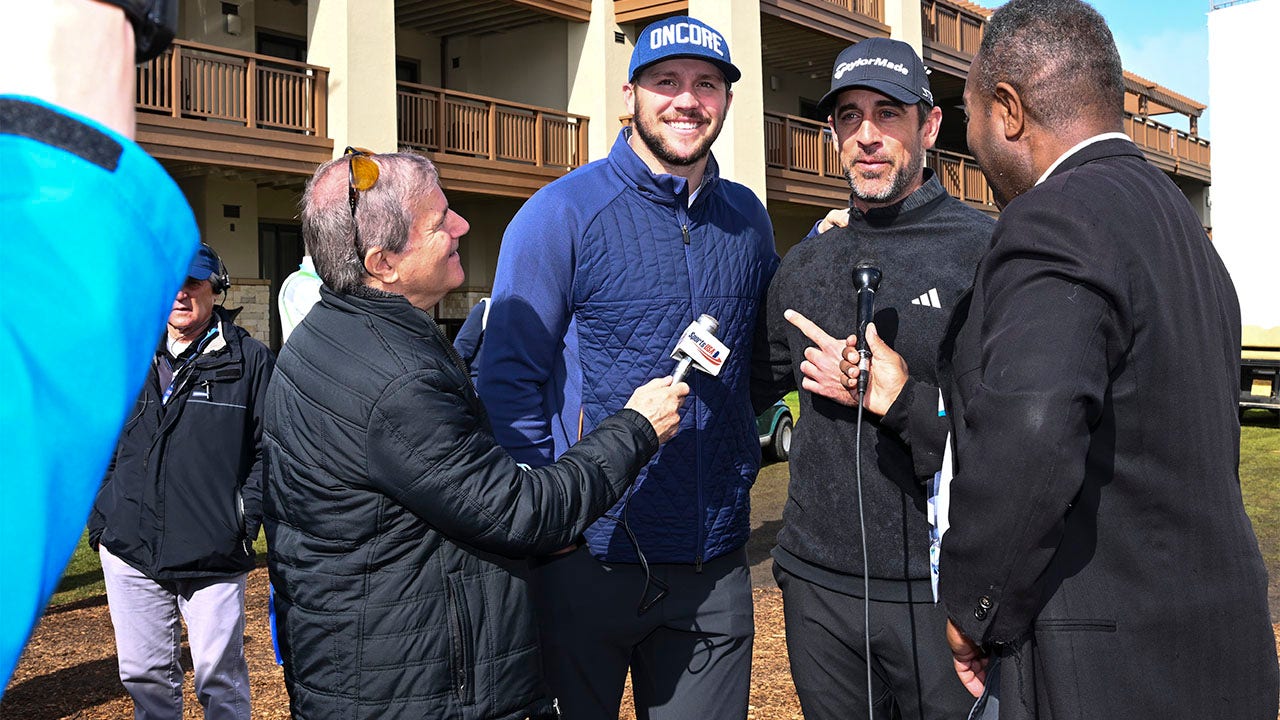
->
[975,0,1124,133]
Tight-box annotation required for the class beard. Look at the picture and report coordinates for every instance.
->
[844,144,926,206]
[631,102,720,168]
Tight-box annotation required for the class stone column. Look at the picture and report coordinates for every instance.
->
[307,0,398,155]
[689,0,767,205]
[885,0,926,55]
[567,0,630,163]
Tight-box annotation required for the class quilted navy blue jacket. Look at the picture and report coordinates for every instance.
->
[479,128,778,564]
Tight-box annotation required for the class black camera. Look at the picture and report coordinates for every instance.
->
[99,0,179,63]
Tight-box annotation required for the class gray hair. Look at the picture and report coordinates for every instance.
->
[976,0,1124,130]
[300,152,440,294]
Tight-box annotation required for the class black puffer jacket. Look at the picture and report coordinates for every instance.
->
[89,306,274,579]
[263,287,658,720]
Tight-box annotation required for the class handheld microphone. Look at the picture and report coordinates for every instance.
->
[853,263,882,399]
[670,314,728,384]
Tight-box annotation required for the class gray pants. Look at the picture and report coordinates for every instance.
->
[100,547,251,720]
[530,545,753,720]
[774,563,975,720]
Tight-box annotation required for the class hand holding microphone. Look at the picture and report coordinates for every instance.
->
[840,323,910,417]
[624,314,729,443]
[624,377,689,443]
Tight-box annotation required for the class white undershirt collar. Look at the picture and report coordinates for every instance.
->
[1036,131,1131,186]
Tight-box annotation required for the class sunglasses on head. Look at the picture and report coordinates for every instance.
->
[344,146,379,270]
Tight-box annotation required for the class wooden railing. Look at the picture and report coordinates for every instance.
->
[764,113,844,180]
[763,112,994,207]
[812,0,885,21]
[922,0,985,56]
[1126,113,1211,170]
[135,39,328,136]
[927,148,994,206]
[397,83,589,170]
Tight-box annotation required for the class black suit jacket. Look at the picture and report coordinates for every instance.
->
[937,138,1278,718]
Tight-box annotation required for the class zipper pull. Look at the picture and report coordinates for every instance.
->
[682,224,690,245]
[695,554,703,573]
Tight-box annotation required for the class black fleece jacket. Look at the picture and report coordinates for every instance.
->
[264,286,658,720]
[753,173,993,598]
[90,305,274,579]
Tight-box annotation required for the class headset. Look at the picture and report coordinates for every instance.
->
[202,243,232,295]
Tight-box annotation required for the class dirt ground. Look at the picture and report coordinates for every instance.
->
[0,462,801,720]
[3,460,1277,719]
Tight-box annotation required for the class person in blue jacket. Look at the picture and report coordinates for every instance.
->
[0,0,194,695]
[479,15,778,720]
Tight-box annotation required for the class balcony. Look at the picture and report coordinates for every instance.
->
[926,148,994,208]
[763,112,994,211]
[134,39,332,177]
[1126,113,1211,184]
[397,82,590,199]
[921,0,986,77]
[759,1,889,78]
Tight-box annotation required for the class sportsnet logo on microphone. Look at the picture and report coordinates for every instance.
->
[672,321,731,377]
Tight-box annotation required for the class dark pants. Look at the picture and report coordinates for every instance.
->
[531,545,753,720]
[774,563,975,720]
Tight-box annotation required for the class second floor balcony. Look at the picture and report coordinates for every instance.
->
[397,82,590,199]
[921,0,986,77]
[763,112,995,211]
[134,39,332,177]
[1126,113,1211,183]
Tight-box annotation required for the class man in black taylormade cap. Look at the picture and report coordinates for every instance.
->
[751,37,994,720]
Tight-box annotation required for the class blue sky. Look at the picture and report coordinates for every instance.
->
[1084,0,1213,137]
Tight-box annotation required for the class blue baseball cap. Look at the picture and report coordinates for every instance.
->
[187,244,221,281]
[629,16,741,84]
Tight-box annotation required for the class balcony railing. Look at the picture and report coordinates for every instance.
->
[764,112,994,207]
[764,113,844,181]
[927,148,994,207]
[922,0,985,56]
[813,0,885,21]
[136,39,327,136]
[397,83,589,171]
[1126,113,1211,171]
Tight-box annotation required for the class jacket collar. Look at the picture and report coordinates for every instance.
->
[607,127,721,207]
[1042,136,1143,184]
[320,284,438,337]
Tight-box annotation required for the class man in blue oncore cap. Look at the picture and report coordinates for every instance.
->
[480,14,778,720]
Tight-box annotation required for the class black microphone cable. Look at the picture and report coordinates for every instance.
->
[852,261,881,719]
[855,392,874,720]
[621,486,668,615]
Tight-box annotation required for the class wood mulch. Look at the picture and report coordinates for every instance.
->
[1,568,801,719]
[4,565,1276,720]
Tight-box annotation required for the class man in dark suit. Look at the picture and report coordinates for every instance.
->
[935,0,1278,716]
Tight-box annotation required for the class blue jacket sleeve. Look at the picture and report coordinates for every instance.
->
[0,96,197,689]
[477,194,579,466]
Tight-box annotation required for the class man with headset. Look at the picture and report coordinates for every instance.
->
[89,244,274,720]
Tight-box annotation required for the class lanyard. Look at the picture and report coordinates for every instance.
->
[161,324,220,405]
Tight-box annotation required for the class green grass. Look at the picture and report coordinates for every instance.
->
[48,530,269,608]
[1240,410,1280,570]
